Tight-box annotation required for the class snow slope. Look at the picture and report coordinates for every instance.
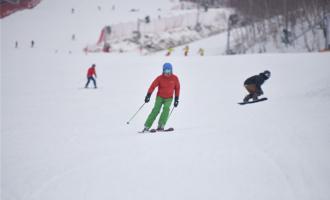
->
[0,0,184,54]
[2,50,330,200]
[153,32,228,56]
[2,1,330,200]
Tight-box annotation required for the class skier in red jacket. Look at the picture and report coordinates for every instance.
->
[84,64,97,88]
[142,63,180,132]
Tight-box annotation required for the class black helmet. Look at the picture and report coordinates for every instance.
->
[263,70,271,78]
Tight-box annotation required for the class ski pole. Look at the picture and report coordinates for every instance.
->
[167,107,175,121]
[126,103,146,125]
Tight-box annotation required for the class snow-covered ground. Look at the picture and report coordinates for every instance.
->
[154,32,228,56]
[1,1,330,200]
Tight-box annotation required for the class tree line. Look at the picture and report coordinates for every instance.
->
[223,0,330,53]
[225,0,329,26]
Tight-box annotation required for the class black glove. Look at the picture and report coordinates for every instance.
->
[145,93,151,103]
[174,96,179,107]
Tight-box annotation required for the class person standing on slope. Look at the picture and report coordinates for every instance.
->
[183,45,189,56]
[165,47,174,56]
[142,63,180,132]
[243,70,271,103]
[85,64,97,89]
[198,48,204,56]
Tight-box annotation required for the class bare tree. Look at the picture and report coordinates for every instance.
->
[224,0,330,53]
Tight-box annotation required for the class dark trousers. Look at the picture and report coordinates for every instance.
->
[85,77,97,88]
[244,84,263,102]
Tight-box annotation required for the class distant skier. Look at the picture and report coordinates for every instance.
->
[243,70,271,103]
[165,47,174,56]
[183,45,189,56]
[31,40,35,48]
[198,48,204,56]
[84,64,97,89]
[142,63,180,132]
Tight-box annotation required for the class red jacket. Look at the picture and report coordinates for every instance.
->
[87,67,96,77]
[147,74,180,99]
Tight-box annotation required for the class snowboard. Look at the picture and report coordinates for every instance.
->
[238,97,268,105]
[138,127,174,133]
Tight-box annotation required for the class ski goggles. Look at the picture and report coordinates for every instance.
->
[163,69,172,74]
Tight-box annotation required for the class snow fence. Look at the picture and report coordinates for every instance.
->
[85,8,232,53]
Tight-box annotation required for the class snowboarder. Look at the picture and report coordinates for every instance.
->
[142,63,180,132]
[84,64,97,88]
[243,70,271,103]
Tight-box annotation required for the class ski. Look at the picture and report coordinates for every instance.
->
[152,127,174,132]
[164,127,174,132]
[138,129,157,133]
[138,127,174,133]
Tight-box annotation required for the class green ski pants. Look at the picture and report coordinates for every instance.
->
[145,96,173,128]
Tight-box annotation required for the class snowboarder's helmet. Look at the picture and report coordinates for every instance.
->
[163,63,172,74]
[263,70,271,78]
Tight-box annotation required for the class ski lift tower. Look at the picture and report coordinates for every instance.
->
[133,16,150,52]
[326,14,330,49]
[226,14,239,55]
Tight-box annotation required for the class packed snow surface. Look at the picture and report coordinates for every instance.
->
[1,1,330,200]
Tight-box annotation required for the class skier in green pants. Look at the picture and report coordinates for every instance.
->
[142,63,180,132]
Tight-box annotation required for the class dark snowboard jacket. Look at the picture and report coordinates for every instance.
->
[244,73,269,90]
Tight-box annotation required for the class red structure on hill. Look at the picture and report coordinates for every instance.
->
[0,0,41,18]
